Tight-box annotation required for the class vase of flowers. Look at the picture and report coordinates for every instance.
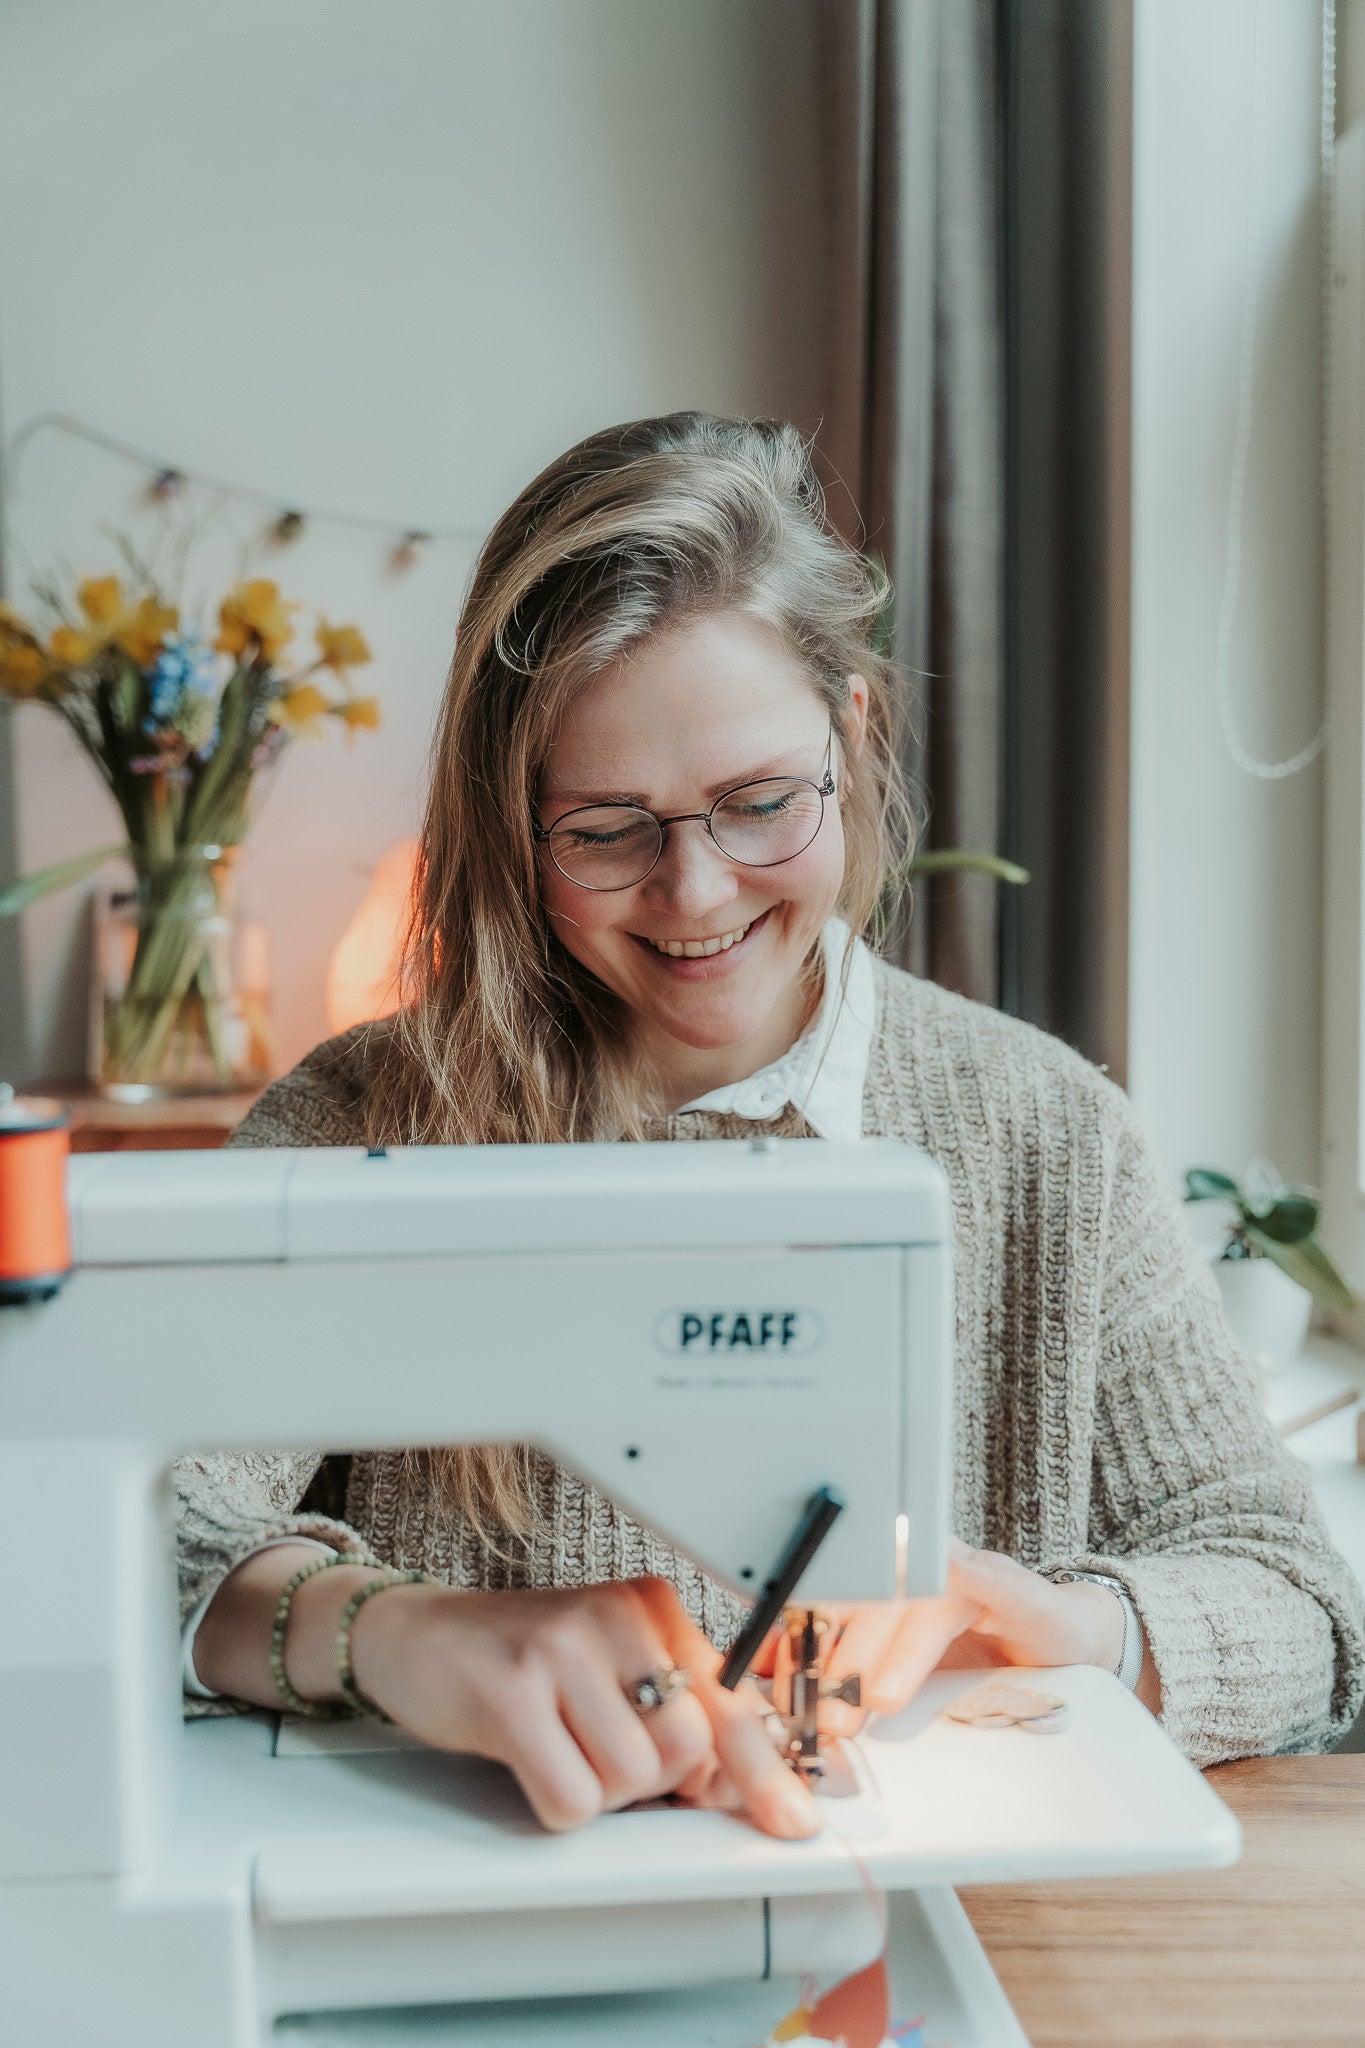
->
[0,568,379,1095]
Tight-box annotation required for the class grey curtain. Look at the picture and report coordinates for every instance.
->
[814,0,1132,1081]
[816,0,1003,1005]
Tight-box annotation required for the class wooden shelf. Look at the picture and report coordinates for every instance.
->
[40,1079,262,1152]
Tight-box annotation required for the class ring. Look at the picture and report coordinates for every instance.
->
[627,1664,692,1714]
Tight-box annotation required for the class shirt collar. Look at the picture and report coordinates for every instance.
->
[673,918,877,1140]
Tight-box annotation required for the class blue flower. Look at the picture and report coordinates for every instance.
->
[147,630,222,723]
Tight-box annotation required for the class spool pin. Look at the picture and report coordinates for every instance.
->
[0,1084,72,1304]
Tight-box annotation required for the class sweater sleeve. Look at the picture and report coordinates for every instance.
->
[175,1450,382,1717]
[175,1033,381,1709]
[174,1450,379,1630]
[1079,1096,1365,1764]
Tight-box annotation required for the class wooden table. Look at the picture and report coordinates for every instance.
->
[40,1080,259,1152]
[960,1754,1365,2046]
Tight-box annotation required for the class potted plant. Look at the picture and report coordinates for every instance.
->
[1184,1163,1356,1373]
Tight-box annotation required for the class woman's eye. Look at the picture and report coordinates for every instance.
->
[567,827,632,849]
[731,791,796,821]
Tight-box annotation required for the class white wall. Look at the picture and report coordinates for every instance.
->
[1129,0,1325,1188]
[0,0,825,1083]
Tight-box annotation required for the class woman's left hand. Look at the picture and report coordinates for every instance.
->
[773,1537,1133,1735]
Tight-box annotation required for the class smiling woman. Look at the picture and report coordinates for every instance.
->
[178,413,1364,1845]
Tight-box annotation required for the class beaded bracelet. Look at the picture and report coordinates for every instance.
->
[269,1553,361,1719]
[336,1569,434,1722]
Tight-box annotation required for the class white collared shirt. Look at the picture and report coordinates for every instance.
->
[674,917,877,1139]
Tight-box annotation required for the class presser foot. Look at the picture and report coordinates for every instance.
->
[769,1606,863,1797]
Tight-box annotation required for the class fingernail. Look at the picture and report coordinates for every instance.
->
[776,1785,823,1838]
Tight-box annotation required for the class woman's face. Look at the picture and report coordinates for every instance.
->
[538,610,867,1069]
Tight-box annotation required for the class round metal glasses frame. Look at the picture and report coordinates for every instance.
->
[533,728,837,893]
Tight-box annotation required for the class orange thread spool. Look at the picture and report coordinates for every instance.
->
[0,1086,72,1304]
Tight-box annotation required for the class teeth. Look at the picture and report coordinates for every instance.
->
[648,920,752,959]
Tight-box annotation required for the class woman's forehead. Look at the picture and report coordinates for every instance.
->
[542,611,828,801]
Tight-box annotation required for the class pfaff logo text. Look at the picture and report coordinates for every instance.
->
[653,1308,823,1356]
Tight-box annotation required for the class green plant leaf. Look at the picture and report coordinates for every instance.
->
[0,842,130,918]
[902,851,1031,885]
[1246,1192,1319,1244]
[1244,1223,1356,1314]
[1184,1168,1241,1203]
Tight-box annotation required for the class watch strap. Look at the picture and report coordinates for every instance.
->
[1045,1568,1144,1691]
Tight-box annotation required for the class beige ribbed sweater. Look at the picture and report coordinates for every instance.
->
[176,958,1365,1764]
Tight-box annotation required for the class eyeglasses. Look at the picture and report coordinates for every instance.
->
[535,727,837,892]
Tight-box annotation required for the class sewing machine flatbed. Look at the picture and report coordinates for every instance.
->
[56,1661,1226,2044]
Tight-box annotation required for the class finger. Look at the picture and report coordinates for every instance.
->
[630,1581,820,1839]
[490,1667,608,1833]
[865,1592,982,1715]
[628,1576,724,1679]
[821,1603,909,1733]
[556,1656,673,1810]
[698,1675,822,1839]
[572,1583,719,1798]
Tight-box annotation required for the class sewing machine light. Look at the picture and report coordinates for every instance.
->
[895,1512,910,1598]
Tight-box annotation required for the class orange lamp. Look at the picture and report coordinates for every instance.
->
[325,838,418,1035]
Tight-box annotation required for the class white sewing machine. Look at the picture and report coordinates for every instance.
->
[0,1139,1239,2048]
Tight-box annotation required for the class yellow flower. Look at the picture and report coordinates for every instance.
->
[314,618,372,674]
[77,575,126,625]
[116,595,179,668]
[0,606,49,696]
[49,624,93,665]
[270,681,329,736]
[58,582,179,669]
[217,580,297,663]
[331,694,381,735]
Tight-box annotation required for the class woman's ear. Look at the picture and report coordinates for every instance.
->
[844,673,870,755]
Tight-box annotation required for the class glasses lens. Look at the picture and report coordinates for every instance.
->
[547,806,662,889]
[710,780,825,867]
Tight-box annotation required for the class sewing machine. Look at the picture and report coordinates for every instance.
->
[0,1138,1239,2048]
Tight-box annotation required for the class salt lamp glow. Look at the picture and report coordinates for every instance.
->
[325,838,418,1034]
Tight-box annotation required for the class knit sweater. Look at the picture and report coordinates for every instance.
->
[176,958,1365,1764]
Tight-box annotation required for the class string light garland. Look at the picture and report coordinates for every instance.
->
[1,411,485,575]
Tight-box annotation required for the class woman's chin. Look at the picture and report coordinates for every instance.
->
[643,1002,766,1054]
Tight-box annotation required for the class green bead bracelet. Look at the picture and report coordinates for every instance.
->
[268,1553,359,1720]
[335,1569,434,1722]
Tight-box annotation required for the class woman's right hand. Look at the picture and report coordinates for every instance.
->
[195,1548,821,1841]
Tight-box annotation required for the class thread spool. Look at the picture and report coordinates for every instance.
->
[0,1084,72,1304]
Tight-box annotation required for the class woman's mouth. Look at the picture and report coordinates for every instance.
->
[630,909,770,972]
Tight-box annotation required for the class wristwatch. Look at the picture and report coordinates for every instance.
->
[1045,1568,1145,1692]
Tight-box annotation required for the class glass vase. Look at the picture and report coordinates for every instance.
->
[91,847,272,1099]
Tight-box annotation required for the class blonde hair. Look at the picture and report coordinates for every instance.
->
[365,412,911,1533]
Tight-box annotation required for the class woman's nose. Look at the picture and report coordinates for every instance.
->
[643,818,740,921]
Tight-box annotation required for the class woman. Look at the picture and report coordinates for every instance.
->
[181,413,1364,1842]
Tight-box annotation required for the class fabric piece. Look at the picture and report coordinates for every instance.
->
[184,956,1365,1762]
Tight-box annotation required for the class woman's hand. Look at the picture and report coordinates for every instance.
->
[775,1538,1147,1734]
[196,1550,821,1841]
[344,1572,819,1837]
